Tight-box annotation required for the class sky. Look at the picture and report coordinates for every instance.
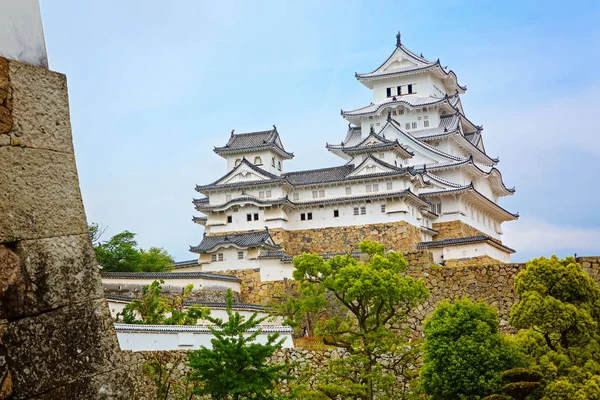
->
[39,0,600,262]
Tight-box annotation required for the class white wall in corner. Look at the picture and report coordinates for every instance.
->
[0,0,48,67]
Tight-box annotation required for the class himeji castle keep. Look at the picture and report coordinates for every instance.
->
[188,33,518,279]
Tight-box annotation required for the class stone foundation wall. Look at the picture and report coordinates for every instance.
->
[444,255,500,267]
[0,57,132,398]
[270,221,423,255]
[432,220,489,241]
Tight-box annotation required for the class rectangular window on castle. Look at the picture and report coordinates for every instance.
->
[300,213,306,221]
[424,120,430,127]
[319,189,325,198]
[397,86,402,96]
[218,253,224,262]
[259,191,265,198]
[405,123,411,130]
[333,210,339,218]
[366,184,372,193]
[253,213,259,221]
[238,251,244,260]
[227,215,233,223]
[411,122,417,129]
[353,207,359,216]
[246,214,252,221]
[346,187,352,195]
[266,190,272,198]
[387,182,393,190]
[271,157,275,167]
[381,204,386,213]
[399,110,404,115]
[307,212,313,220]
[312,190,318,199]
[386,87,392,97]
[360,206,367,215]
[408,84,415,94]
[278,161,282,170]
[373,183,379,192]
[211,254,217,262]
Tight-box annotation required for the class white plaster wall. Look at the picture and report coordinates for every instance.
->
[259,259,295,281]
[430,242,511,264]
[117,330,295,351]
[107,300,281,325]
[371,74,432,104]
[0,0,47,67]
[101,277,240,293]
[200,247,260,271]
[225,150,285,175]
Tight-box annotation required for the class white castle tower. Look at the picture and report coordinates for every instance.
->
[190,33,517,274]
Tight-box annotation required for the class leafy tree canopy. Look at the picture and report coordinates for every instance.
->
[421,297,522,400]
[290,240,429,400]
[91,225,174,272]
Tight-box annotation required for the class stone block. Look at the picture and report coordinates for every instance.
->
[15,234,104,316]
[7,60,73,153]
[1,299,121,398]
[35,368,134,400]
[0,146,88,242]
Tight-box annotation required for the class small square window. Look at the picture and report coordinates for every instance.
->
[360,206,366,215]
[218,253,224,262]
[293,193,299,201]
[319,189,325,198]
[405,123,411,130]
[366,184,372,192]
[266,190,272,198]
[238,251,244,259]
[353,207,359,216]
[312,190,318,198]
[246,214,252,221]
[307,212,313,220]
[333,210,339,217]
[227,215,232,223]
[346,187,352,195]
[399,110,404,115]
[211,254,217,262]
[253,213,259,221]
[373,183,379,192]
[424,120,430,127]
[386,87,392,97]
[411,122,417,129]
[300,213,306,221]
[381,204,386,213]
[259,191,265,198]
[387,182,393,190]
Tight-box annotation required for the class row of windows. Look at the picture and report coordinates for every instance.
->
[386,84,416,98]
[299,205,387,221]
[211,251,244,262]
[234,157,282,170]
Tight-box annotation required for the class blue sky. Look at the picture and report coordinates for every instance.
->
[40,0,600,262]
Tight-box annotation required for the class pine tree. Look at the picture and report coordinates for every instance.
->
[187,289,289,399]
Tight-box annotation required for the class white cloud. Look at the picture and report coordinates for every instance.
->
[504,217,600,259]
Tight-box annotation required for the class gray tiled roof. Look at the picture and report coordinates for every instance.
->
[195,158,285,193]
[114,323,293,333]
[283,165,355,185]
[100,271,241,282]
[190,229,280,254]
[105,294,265,311]
[417,235,515,253]
[214,128,293,158]
[341,94,456,116]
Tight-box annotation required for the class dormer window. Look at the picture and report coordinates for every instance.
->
[254,156,262,165]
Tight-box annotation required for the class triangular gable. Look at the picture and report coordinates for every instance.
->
[215,159,277,186]
[368,46,430,76]
[380,121,461,165]
[346,155,400,178]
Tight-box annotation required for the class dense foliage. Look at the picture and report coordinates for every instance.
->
[290,240,429,400]
[90,225,174,272]
[187,289,289,399]
[116,280,209,325]
[507,256,600,399]
[421,298,522,400]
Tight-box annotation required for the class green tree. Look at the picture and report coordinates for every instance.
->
[291,240,429,400]
[116,280,209,325]
[420,297,522,400]
[93,228,174,272]
[508,256,600,399]
[187,289,289,399]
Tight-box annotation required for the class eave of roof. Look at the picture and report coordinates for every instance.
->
[417,235,516,253]
[341,94,457,117]
[101,271,241,282]
[190,229,281,254]
[213,128,294,159]
[114,323,293,334]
